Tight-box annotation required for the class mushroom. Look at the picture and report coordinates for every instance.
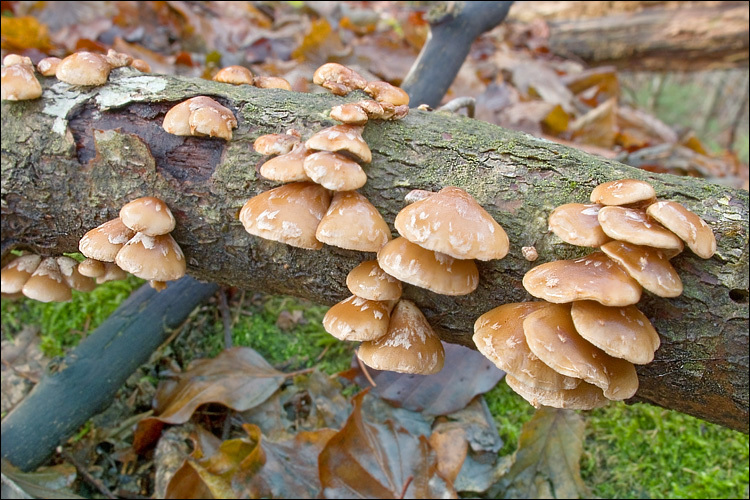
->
[590,179,656,206]
[313,63,367,95]
[3,54,33,66]
[253,76,292,90]
[377,237,478,296]
[254,131,301,156]
[357,300,445,375]
[1,254,42,294]
[162,96,237,141]
[322,295,391,341]
[330,103,369,125]
[473,302,582,391]
[55,51,111,86]
[305,124,372,163]
[316,191,391,252]
[600,240,682,298]
[363,81,410,106]
[115,233,186,282]
[79,218,136,263]
[96,263,128,284]
[213,65,254,85]
[56,256,96,293]
[119,196,176,236]
[1,63,43,101]
[37,57,62,76]
[597,206,684,253]
[346,260,402,302]
[77,258,106,278]
[130,59,151,72]
[394,186,509,261]
[239,182,332,250]
[646,201,716,259]
[356,99,409,120]
[259,144,314,183]
[548,203,611,247]
[303,151,367,191]
[21,257,72,303]
[105,49,133,68]
[522,251,642,307]
[570,301,660,365]
[504,374,608,410]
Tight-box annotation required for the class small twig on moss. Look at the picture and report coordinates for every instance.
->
[437,96,475,118]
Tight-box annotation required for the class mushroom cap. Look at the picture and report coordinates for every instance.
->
[305,124,372,163]
[473,302,582,391]
[316,191,392,252]
[548,203,611,247]
[56,256,96,292]
[303,151,367,191]
[254,133,301,156]
[364,81,410,106]
[3,54,33,66]
[646,201,716,259]
[115,233,186,281]
[522,303,639,400]
[590,179,656,206]
[259,144,314,182]
[77,258,106,278]
[119,196,176,236]
[322,295,391,341]
[1,64,43,101]
[357,299,445,375]
[505,374,608,410]
[55,51,111,86]
[239,182,331,250]
[163,96,237,140]
[37,57,62,76]
[96,262,128,284]
[571,301,660,365]
[330,103,369,125]
[377,237,479,296]
[600,240,682,297]
[394,186,509,261]
[213,65,254,85]
[253,75,291,90]
[22,257,72,303]
[1,254,41,294]
[162,99,193,136]
[79,218,136,262]
[356,99,394,119]
[105,49,133,68]
[346,260,402,301]
[522,251,642,306]
[313,63,367,95]
[597,206,684,252]
[130,59,151,72]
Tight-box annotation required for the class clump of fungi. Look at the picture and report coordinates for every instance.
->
[473,179,717,409]
[79,196,186,291]
[1,54,42,101]
[1,253,97,303]
[212,65,291,90]
[162,96,238,141]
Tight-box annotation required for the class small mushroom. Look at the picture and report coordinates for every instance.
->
[96,263,128,284]
[37,57,62,76]
[600,240,682,297]
[22,257,72,303]
[313,63,367,95]
[303,151,367,191]
[590,179,656,206]
[1,64,43,101]
[56,256,96,292]
[3,54,33,66]
[505,374,608,410]
[330,103,369,125]
[119,196,176,236]
[56,51,111,86]
[239,182,331,250]
[259,144,314,183]
[646,201,716,259]
[357,300,445,375]
[213,65,254,85]
[163,96,237,141]
[598,206,684,252]
[377,237,478,296]
[1,254,42,293]
[115,233,186,282]
[130,59,151,72]
[77,258,106,278]
[253,75,292,90]
[322,295,391,341]
[79,218,136,262]
[363,81,410,106]
[305,124,371,163]
[316,191,392,252]
[548,203,611,247]
[346,260,402,301]
[105,49,133,68]
[254,131,301,156]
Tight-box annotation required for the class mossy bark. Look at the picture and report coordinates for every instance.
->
[2,69,748,432]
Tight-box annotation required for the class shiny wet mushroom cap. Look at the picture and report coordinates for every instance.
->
[253,75,292,90]
[119,196,176,236]
[22,257,72,303]
[346,260,402,301]
[305,124,372,163]
[56,51,111,86]
[505,374,608,410]
[79,218,136,262]
[259,144,314,183]
[548,203,611,247]
[303,151,367,191]
[322,295,391,341]
[115,233,186,282]
[646,201,717,259]
[597,206,684,253]
[590,179,656,206]
[364,81,410,106]
[316,191,391,252]
[1,254,41,294]
[163,96,237,140]
[600,240,682,298]
[1,64,43,101]
[330,103,369,125]
[313,62,367,95]
[254,132,301,156]
[213,65,254,85]
[37,57,62,76]
[56,256,96,293]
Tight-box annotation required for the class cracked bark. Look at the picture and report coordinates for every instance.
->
[1,70,748,432]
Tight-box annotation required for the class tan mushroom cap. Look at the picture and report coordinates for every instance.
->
[395,186,509,261]
[1,64,43,101]
[364,81,410,106]
[213,65,254,85]
[357,299,445,375]
[590,179,656,206]
[119,196,176,236]
[78,258,106,278]
[1,254,41,293]
[105,49,133,68]
[378,237,478,296]
[523,303,639,400]
[316,191,391,252]
[239,182,331,250]
[253,75,291,90]
[322,295,391,341]
[305,124,372,163]
[598,206,684,252]
[22,257,72,303]
[473,302,581,391]
[571,301,660,365]
[600,240,682,297]
[3,54,33,66]
[548,203,611,247]
[56,51,111,86]
[646,201,717,259]
[163,96,237,140]
[79,218,136,262]
[254,132,301,156]
[130,59,151,72]
[115,233,186,281]
[505,374,608,410]
[56,256,96,292]
[330,103,369,125]
[303,151,367,191]
[37,57,62,76]
[313,62,367,95]
[523,251,642,306]
[96,262,128,284]
[259,144,314,183]
[356,99,395,119]
[346,260,402,301]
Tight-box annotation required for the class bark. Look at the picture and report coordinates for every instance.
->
[543,2,749,71]
[1,70,748,432]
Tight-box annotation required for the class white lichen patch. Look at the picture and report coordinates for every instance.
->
[95,76,167,109]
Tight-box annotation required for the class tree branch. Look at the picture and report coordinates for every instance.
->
[1,70,748,432]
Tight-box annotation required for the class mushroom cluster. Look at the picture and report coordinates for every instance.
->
[1,54,43,101]
[473,179,717,409]
[212,65,292,90]
[1,253,97,302]
[78,196,186,291]
[162,96,238,141]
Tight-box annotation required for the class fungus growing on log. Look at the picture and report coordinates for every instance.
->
[213,65,254,85]
[56,51,111,86]
[313,62,367,95]
[162,96,237,140]
[1,62,42,101]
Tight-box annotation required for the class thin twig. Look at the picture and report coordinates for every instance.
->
[218,287,233,349]
[437,96,475,118]
[58,447,117,499]
[356,355,377,387]
[399,475,414,499]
